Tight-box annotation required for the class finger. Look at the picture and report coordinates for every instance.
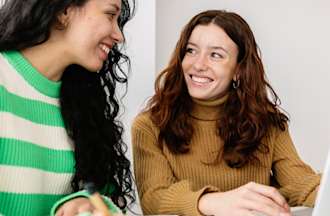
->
[55,209,64,216]
[62,207,78,216]
[238,209,256,216]
[92,210,105,216]
[249,190,287,212]
[242,198,283,216]
[246,182,288,208]
[77,202,94,213]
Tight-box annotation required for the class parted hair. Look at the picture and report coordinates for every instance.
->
[147,10,289,168]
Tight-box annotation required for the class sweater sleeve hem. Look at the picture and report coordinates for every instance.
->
[195,186,220,216]
[302,184,319,207]
[160,185,219,216]
[50,190,122,215]
[50,190,90,216]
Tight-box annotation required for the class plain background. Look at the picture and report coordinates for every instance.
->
[1,0,329,214]
[122,0,155,161]
[122,0,155,214]
[156,0,330,172]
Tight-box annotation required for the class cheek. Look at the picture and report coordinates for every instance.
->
[71,19,107,45]
[182,58,193,73]
[66,25,93,47]
[214,62,236,81]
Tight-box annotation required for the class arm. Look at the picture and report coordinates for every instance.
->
[132,114,291,216]
[272,127,321,207]
[131,114,218,216]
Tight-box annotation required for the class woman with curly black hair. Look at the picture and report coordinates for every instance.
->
[132,10,320,216]
[0,0,135,215]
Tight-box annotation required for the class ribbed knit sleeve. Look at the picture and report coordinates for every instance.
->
[272,128,320,207]
[132,114,218,216]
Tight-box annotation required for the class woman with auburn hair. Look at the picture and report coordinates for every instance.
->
[132,10,320,216]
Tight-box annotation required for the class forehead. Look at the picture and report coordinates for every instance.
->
[88,0,121,10]
[188,24,237,50]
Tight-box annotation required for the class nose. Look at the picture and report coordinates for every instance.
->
[111,22,124,44]
[193,54,208,72]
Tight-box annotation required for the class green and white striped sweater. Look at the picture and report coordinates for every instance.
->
[0,50,75,215]
[0,50,124,216]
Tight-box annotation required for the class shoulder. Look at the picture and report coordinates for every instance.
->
[0,53,8,79]
[0,52,10,98]
[269,123,289,137]
[131,111,159,138]
[0,51,19,86]
[265,123,291,148]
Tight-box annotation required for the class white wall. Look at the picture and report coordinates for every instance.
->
[156,0,330,171]
[123,0,155,157]
[122,0,155,214]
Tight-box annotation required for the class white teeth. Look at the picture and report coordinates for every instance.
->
[99,44,110,54]
[191,75,212,83]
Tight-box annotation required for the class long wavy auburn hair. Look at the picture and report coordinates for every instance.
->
[147,10,289,168]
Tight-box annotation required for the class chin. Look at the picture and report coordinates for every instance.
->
[190,94,209,100]
[84,62,103,72]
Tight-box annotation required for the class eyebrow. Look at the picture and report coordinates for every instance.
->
[108,3,121,12]
[187,42,229,54]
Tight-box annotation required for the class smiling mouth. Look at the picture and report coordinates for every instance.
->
[190,75,213,84]
[99,43,111,55]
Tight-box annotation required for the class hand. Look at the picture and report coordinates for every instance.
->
[198,182,292,216]
[55,197,106,216]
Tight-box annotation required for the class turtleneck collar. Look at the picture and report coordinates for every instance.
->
[190,94,228,121]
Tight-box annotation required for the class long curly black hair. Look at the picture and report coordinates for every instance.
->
[0,0,135,208]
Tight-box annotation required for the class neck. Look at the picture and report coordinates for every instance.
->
[190,94,229,121]
[21,41,72,82]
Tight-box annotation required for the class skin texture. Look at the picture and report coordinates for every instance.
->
[21,0,123,81]
[198,182,292,216]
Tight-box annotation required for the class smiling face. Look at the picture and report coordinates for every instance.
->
[57,0,123,72]
[182,23,239,100]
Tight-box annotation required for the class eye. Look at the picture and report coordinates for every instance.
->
[185,47,196,56]
[210,52,224,59]
[105,11,117,21]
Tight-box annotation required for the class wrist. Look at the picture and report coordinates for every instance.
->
[198,192,216,216]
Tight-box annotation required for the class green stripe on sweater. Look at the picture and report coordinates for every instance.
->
[0,138,74,173]
[0,85,64,127]
[0,192,65,216]
[2,50,61,98]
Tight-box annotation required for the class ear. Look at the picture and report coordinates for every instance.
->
[56,13,69,29]
[233,69,240,82]
[56,6,75,29]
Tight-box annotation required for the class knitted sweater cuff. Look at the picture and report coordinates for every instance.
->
[298,174,321,206]
[50,190,90,215]
[303,185,319,207]
[161,185,219,216]
[50,190,122,215]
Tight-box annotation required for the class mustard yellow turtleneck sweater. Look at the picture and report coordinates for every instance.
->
[131,96,320,216]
